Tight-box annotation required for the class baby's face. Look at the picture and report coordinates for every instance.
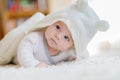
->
[45,21,73,51]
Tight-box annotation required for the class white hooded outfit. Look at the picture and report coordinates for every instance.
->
[0,0,109,65]
[17,31,75,67]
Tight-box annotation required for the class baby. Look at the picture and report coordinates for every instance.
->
[0,0,109,67]
[17,21,76,67]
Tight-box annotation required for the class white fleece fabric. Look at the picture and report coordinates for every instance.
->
[0,12,45,64]
[0,55,120,80]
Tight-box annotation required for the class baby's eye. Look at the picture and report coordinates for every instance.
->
[64,35,70,41]
[56,25,60,30]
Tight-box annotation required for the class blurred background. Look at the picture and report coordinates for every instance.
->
[0,0,120,55]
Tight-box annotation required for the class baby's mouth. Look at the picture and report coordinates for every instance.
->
[50,38,57,45]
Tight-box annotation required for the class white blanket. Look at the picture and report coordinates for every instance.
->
[0,55,120,80]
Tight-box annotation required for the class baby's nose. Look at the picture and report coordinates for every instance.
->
[54,33,62,40]
[54,34,59,40]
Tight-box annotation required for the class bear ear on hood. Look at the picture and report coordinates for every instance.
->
[76,0,88,10]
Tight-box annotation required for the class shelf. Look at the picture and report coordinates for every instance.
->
[7,10,48,19]
[1,0,49,36]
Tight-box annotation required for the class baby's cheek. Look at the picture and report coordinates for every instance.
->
[63,45,70,50]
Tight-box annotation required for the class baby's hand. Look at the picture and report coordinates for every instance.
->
[35,62,48,68]
[68,56,76,61]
